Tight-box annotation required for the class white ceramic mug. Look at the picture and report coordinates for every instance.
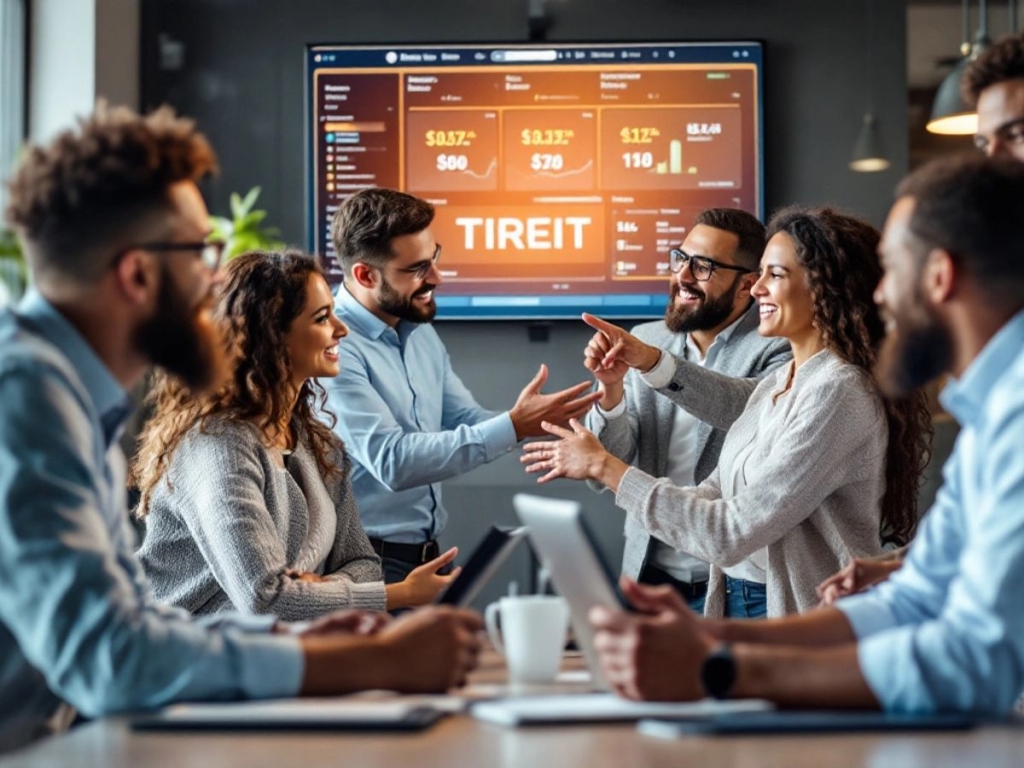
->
[484,595,570,684]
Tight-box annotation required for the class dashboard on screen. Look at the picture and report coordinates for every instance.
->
[306,41,763,319]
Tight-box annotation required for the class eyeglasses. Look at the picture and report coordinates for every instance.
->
[973,117,1024,155]
[397,243,441,281]
[125,241,226,271]
[668,247,752,282]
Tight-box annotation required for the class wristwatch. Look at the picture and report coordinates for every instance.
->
[700,643,736,699]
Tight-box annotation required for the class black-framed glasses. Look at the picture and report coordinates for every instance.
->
[125,241,226,271]
[397,243,441,280]
[668,247,752,282]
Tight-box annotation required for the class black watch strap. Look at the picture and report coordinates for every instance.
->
[700,643,736,699]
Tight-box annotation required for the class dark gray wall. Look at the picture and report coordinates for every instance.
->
[141,0,909,607]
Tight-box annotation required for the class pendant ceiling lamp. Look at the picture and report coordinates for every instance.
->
[850,0,890,172]
[927,0,990,135]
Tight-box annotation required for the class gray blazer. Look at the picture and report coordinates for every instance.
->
[585,304,792,580]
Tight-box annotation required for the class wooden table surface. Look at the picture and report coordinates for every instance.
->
[5,653,1024,768]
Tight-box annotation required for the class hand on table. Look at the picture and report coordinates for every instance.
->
[376,606,484,691]
[298,610,391,637]
[589,577,715,701]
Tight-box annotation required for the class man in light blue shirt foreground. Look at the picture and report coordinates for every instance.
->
[325,189,601,581]
[587,154,1024,714]
[0,105,481,755]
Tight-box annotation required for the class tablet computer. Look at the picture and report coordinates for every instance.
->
[636,710,978,738]
[513,494,625,690]
[436,525,527,607]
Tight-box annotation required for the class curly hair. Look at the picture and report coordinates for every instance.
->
[131,250,343,516]
[4,102,217,281]
[766,206,932,545]
[962,33,1024,107]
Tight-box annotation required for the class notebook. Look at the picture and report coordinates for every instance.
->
[131,699,444,731]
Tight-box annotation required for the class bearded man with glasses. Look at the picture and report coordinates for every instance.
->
[582,208,791,612]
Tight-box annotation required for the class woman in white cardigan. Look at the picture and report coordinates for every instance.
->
[523,207,931,618]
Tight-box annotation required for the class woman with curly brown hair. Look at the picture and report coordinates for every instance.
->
[134,250,458,619]
[522,206,931,618]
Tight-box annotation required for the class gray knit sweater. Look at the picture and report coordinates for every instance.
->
[615,349,887,617]
[138,418,387,619]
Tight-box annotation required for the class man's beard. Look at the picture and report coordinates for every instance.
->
[874,301,952,398]
[664,274,741,334]
[134,267,227,394]
[378,275,437,324]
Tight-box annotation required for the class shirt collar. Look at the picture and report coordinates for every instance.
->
[17,289,131,445]
[334,282,395,342]
[940,308,1024,426]
[685,304,751,359]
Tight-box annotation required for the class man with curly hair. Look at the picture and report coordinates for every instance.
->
[964,32,1024,161]
[0,104,481,754]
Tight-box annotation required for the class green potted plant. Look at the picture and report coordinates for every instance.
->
[208,186,285,260]
[0,228,27,307]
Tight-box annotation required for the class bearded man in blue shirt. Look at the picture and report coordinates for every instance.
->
[0,104,481,755]
[587,154,1024,715]
[325,189,601,581]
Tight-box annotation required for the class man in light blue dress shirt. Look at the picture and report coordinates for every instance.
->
[585,155,1024,714]
[0,105,480,754]
[324,189,601,581]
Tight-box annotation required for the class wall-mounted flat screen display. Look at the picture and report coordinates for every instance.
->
[306,41,763,319]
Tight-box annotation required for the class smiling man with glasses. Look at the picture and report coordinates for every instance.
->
[325,188,602,582]
[581,208,790,612]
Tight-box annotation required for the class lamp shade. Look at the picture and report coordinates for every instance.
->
[926,58,979,135]
[850,113,890,172]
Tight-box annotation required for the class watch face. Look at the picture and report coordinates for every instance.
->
[701,645,736,699]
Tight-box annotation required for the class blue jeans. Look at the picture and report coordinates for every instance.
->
[724,576,767,618]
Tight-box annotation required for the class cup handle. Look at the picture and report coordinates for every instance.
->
[484,602,504,657]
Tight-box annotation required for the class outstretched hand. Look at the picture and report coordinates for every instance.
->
[387,547,462,609]
[816,557,902,607]
[520,418,620,486]
[509,364,603,440]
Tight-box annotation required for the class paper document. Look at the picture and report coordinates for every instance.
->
[471,693,773,726]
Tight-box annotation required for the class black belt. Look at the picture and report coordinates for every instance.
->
[369,537,440,565]
[641,564,709,601]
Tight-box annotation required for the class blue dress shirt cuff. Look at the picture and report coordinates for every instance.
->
[233,632,306,700]
[835,590,900,639]
[482,412,519,458]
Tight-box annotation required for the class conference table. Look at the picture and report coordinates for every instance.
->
[4,653,1024,768]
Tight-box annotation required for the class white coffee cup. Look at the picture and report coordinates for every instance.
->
[484,595,570,684]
